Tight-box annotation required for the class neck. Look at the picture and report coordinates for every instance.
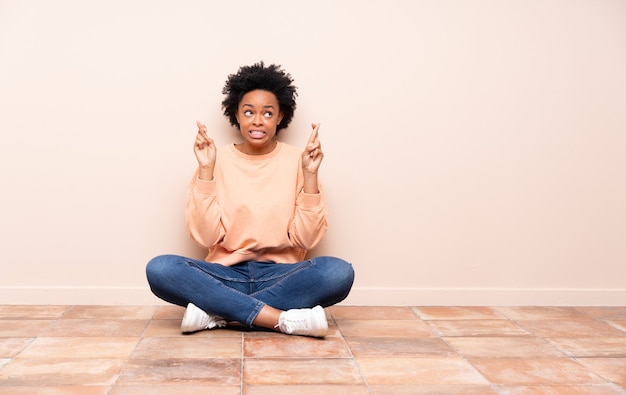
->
[236,140,278,155]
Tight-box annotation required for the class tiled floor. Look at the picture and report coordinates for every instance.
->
[1,305,625,394]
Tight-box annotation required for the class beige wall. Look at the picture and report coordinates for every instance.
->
[1,0,625,306]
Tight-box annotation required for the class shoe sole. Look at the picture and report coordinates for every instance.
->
[311,305,329,337]
[181,303,203,333]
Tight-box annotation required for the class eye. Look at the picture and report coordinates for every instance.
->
[244,110,253,116]
[263,111,272,118]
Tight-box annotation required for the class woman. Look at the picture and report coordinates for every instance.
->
[146,62,354,338]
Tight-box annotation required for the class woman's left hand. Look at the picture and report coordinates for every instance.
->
[302,123,323,174]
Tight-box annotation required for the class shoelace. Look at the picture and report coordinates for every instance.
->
[282,313,310,333]
[208,316,227,328]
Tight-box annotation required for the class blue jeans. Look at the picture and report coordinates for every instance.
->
[146,255,355,327]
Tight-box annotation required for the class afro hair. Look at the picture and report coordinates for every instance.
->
[221,61,298,134]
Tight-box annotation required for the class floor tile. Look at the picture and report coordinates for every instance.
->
[0,320,55,337]
[43,319,149,337]
[244,358,363,385]
[141,319,241,338]
[369,384,498,394]
[16,337,139,359]
[606,320,626,333]
[335,319,435,337]
[131,336,242,359]
[0,338,33,358]
[427,319,530,337]
[356,357,488,385]
[547,337,626,357]
[446,336,565,358]
[243,322,342,338]
[0,358,124,386]
[244,335,350,358]
[140,319,183,337]
[117,358,241,385]
[244,384,371,394]
[328,306,418,320]
[0,386,110,394]
[413,306,503,320]
[110,384,241,395]
[575,307,626,320]
[0,305,70,319]
[496,384,626,394]
[63,306,157,320]
[516,319,626,338]
[469,357,606,385]
[152,305,186,320]
[576,358,626,386]
[345,336,456,358]
[495,307,591,321]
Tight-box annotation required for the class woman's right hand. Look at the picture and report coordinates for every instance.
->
[194,121,216,180]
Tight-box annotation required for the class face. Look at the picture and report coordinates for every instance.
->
[235,89,284,155]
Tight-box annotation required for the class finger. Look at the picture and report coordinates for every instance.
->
[196,120,209,131]
[195,133,212,150]
[196,120,210,138]
[196,120,206,135]
[194,140,206,151]
[309,147,323,158]
[307,123,320,145]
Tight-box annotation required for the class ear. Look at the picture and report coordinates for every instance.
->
[278,112,284,125]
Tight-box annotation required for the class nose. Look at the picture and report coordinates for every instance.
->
[252,113,263,125]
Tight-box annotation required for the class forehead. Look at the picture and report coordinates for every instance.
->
[239,89,279,107]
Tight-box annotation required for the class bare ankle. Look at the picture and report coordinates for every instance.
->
[252,305,283,330]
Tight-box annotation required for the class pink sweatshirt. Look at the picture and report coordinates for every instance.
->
[186,142,328,266]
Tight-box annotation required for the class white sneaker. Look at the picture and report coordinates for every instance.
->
[180,303,227,333]
[277,305,328,337]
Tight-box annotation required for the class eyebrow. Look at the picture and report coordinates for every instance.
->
[242,103,276,109]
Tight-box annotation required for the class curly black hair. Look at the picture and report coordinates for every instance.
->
[221,61,298,134]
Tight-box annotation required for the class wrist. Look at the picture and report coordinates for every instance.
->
[198,166,214,181]
[303,174,319,194]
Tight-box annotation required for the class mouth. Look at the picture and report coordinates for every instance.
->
[249,130,266,139]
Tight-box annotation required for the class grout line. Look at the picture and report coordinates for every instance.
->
[436,324,500,393]
[240,331,245,395]
[329,313,375,394]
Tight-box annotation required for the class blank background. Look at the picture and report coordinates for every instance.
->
[1,0,625,305]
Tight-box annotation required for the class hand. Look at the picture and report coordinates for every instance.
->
[194,121,216,179]
[302,123,323,174]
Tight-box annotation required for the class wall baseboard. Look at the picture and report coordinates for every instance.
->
[1,286,625,306]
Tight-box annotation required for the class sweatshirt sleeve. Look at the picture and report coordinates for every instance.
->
[185,171,225,249]
[288,187,329,250]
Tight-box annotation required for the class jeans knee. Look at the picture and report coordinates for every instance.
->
[338,260,355,290]
[315,256,355,289]
[145,254,176,285]
[310,256,354,306]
